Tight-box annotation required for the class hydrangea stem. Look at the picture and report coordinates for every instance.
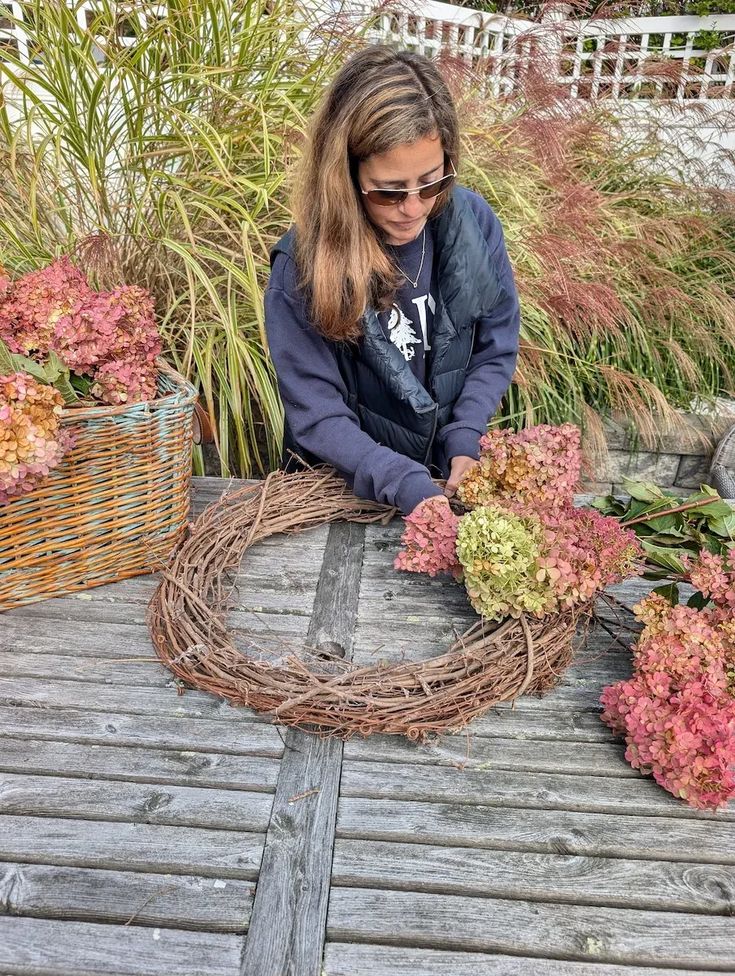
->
[621,496,719,527]
[0,337,14,374]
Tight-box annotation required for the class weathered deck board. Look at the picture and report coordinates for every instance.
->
[0,916,243,976]
[0,738,281,791]
[0,862,253,932]
[339,758,732,820]
[0,705,285,755]
[0,816,264,877]
[336,798,735,862]
[0,773,273,830]
[344,733,636,775]
[331,838,735,913]
[326,887,735,968]
[322,944,728,976]
[241,521,365,976]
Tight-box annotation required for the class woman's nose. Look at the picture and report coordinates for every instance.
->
[399,191,425,218]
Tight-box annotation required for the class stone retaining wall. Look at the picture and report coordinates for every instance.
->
[581,412,734,495]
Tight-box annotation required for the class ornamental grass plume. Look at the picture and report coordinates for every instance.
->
[456,423,581,510]
[0,258,161,405]
[0,371,70,504]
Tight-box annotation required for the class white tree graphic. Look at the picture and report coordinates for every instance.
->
[387,306,421,362]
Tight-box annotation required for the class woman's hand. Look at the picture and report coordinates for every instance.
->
[444,455,478,498]
[410,494,452,518]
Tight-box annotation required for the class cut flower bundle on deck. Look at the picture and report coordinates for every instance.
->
[394,423,735,810]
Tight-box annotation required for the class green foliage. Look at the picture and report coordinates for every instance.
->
[0,337,77,404]
[591,479,735,579]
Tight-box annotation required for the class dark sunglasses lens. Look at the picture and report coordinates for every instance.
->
[367,189,407,207]
[419,173,455,200]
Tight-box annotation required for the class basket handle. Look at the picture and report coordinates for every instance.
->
[192,400,215,445]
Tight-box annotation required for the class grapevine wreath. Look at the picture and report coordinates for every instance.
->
[147,425,636,741]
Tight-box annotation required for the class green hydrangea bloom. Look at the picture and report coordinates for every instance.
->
[456,505,547,621]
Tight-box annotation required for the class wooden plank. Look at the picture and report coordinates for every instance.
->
[1,612,310,660]
[0,816,264,878]
[343,734,635,776]
[0,677,273,722]
[336,798,735,863]
[0,862,253,932]
[339,759,732,821]
[0,738,281,792]
[0,916,242,976]
[331,838,735,913]
[241,520,365,976]
[0,773,273,831]
[434,704,613,742]
[4,585,316,620]
[0,649,179,687]
[326,887,735,968]
[0,706,285,756]
[323,944,729,976]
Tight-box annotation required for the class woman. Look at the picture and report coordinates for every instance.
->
[264,44,520,515]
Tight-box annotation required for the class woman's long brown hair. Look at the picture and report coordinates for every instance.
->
[291,45,460,342]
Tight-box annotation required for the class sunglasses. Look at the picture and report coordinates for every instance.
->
[360,159,457,207]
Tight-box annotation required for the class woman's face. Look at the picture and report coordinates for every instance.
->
[357,132,446,246]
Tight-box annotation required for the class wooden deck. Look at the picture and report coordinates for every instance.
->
[1,476,734,976]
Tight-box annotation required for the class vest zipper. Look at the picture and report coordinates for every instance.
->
[465,321,477,370]
[423,402,439,465]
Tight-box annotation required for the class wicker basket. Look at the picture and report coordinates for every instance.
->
[709,423,735,499]
[0,359,197,611]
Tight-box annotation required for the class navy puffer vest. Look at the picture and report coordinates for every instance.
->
[270,188,505,469]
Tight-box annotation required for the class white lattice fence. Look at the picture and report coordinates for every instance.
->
[2,0,735,101]
[555,14,735,100]
[363,1,735,100]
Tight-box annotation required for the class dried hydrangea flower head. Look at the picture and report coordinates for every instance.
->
[0,257,161,406]
[457,422,581,510]
[394,496,462,579]
[601,576,735,811]
[0,372,71,504]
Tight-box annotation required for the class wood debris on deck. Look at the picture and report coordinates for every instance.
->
[0,476,733,976]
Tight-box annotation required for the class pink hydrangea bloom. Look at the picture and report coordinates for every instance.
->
[601,587,735,811]
[457,423,581,510]
[90,360,158,405]
[0,256,93,357]
[394,496,462,579]
[0,258,161,405]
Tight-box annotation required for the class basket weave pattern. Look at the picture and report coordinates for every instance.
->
[0,360,196,610]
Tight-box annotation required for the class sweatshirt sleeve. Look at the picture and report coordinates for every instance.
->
[435,191,520,467]
[264,252,444,515]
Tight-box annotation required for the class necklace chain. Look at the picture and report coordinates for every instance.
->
[392,227,426,289]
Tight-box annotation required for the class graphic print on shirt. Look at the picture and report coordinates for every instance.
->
[387,291,437,362]
[387,305,421,361]
[411,292,436,350]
